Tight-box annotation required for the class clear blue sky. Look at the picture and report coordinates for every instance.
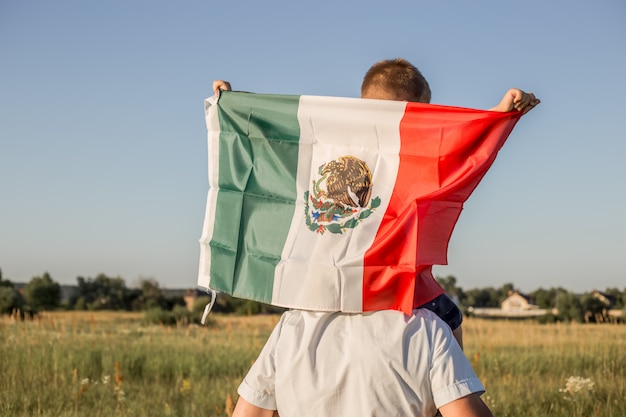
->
[1,0,625,293]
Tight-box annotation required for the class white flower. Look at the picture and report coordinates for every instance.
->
[114,385,126,403]
[559,376,594,398]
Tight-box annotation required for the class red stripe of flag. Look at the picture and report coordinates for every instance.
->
[362,103,520,313]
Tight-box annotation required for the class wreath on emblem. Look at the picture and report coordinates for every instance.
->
[304,155,381,234]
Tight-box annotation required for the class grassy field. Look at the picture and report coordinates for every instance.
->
[0,311,624,417]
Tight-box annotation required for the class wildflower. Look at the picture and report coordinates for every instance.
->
[114,385,126,403]
[102,375,111,385]
[76,378,89,399]
[560,376,594,394]
[179,378,192,397]
[559,376,594,400]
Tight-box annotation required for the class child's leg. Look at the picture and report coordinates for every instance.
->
[419,293,464,349]
[452,325,463,350]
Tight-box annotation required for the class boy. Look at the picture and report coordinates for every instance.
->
[212,59,538,351]
[211,58,538,417]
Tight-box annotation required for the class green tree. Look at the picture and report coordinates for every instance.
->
[555,290,583,323]
[463,287,500,308]
[137,278,167,310]
[531,287,561,309]
[71,274,133,310]
[23,272,60,311]
[0,286,24,315]
[0,271,27,316]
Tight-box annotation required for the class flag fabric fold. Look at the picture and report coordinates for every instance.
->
[198,91,521,314]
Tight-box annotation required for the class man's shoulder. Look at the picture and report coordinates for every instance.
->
[282,308,446,339]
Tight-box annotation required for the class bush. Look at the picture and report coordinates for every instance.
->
[171,305,193,324]
[143,306,194,326]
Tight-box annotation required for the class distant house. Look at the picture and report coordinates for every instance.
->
[591,290,616,308]
[469,289,549,318]
[501,290,539,311]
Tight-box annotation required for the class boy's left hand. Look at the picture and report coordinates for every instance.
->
[491,88,540,114]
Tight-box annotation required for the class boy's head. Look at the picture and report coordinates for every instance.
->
[360,58,431,103]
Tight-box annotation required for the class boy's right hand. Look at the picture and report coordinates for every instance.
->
[213,80,232,96]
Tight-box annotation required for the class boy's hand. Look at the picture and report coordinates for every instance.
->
[213,80,232,96]
[490,88,540,114]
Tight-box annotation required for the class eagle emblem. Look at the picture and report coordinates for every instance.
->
[304,155,381,234]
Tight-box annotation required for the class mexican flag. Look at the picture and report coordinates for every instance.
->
[198,91,521,314]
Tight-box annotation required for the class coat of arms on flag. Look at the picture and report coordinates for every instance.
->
[305,155,380,235]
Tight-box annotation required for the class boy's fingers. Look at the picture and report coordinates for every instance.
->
[212,80,232,95]
[522,100,540,114]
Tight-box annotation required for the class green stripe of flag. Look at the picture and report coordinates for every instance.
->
[209,92,301,302]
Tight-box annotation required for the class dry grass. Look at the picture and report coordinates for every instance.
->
[0,312,624,417]
[463,318,626,416]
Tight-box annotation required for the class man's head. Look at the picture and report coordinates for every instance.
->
[360,58,431,103]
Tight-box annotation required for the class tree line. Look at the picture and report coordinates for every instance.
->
[437,275,625,323]
[0,268,283,321]
[0,268,624,324]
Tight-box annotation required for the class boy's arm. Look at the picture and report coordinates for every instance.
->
[489,88,540,114]
[439,393,493,417]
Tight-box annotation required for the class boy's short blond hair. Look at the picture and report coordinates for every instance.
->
[361,58,431,103]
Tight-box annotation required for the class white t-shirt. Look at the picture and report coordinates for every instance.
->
[238,309,484,417]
